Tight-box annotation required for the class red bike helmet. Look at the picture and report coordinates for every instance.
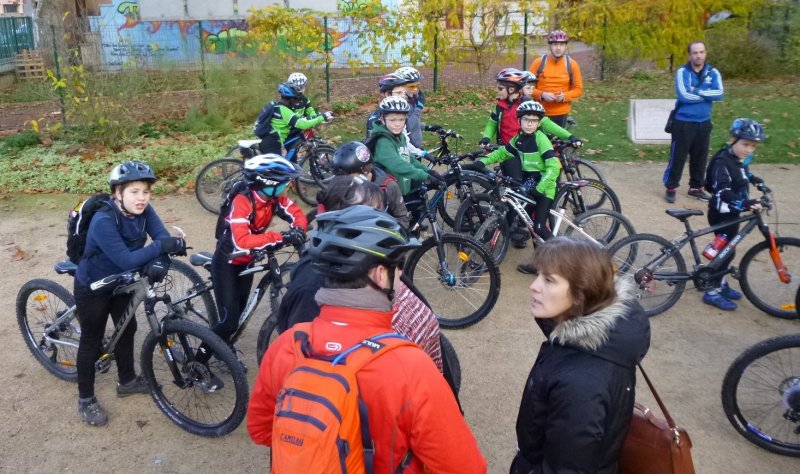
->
[548,30,569,44]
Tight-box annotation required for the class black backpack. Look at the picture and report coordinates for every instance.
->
[66,193,119,264]
[214,180,257,240]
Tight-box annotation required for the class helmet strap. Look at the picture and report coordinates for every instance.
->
[367,264,396,301]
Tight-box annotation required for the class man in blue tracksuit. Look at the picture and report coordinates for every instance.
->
[663,41,724,203]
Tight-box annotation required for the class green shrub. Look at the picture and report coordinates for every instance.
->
[707,24,780,79]
[183,101,234,135]
[0,130,41,154]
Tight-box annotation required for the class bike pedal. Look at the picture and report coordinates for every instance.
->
[729,266,740,279]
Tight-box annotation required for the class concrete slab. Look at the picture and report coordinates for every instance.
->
[627,99,675,145]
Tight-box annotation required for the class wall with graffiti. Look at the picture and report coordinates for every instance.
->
[88,0,407,69]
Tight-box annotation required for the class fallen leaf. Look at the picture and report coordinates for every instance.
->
[10,246,32,261]
[787,152,798,158]
[637,150,647,158]
[787,141,796,149]
[762,118,771,124]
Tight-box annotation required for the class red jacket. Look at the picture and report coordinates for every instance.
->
[248,305,487,473]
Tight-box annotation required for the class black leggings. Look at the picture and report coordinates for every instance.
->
[210,251,254,342]
[707,208,740,289]
[74,283,138,399]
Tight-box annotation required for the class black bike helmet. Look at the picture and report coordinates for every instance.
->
[516,100,546,119]
[333,141,372,175]
[108,161,157,190]
[309,205,420,280]
[378,73,408,93]
[730,118,766,142]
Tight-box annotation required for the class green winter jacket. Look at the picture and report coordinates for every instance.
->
[264,103,325,145]
[371,122,430,195]
[480,130,561,199]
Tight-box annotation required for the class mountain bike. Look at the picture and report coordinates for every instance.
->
[453,169,634,264]
[551,116,607,185]
[16,260,248,437]
[608,186,799,318]
[401,181,501,329]
[195,129,334,211]
[721,287,800,457]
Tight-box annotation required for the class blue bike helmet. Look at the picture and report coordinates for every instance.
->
[730,118,766,142]
[243,154,303,197]
[278,82,303,99]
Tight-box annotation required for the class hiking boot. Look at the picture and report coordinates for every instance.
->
[201,372,225,394]
[703,292,737,311]
[78,397,108,427]
[665,189,676,204]
[517,264,537,275]
[116,374,150,398]
[688,188,711,201]
[510,228,529,249]
[719,282,742,301]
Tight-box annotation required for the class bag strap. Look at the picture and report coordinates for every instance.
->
[637,364,678,428]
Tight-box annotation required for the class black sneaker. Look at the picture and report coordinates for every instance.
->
[116,374,150,398]
[688,188,710,201]
[665,189,676,204]
[517,264,537,275]
[510,228,529,249]
[201,372,225,393]
[78,397,108,426]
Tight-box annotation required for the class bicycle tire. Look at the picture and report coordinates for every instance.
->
[721,333,800,457]
[403,233,500,329]
[255,313,281,366]
[439,333,461,396]
[436,170,495,230]
[573,156,606,184]
[140,319,248,437]
[16,279,79,382]
[608,233,687,317]
[195,158,244,214]
[162,260,218,327]
[309,144,336,185]
[739,237,800,319]
[552,178,621,227]
[563,208,636,248]
[453,193,510,265]
[224,145,240,158]
[291,145,322,206]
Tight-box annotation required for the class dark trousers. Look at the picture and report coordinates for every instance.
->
[547,114,569,128]
[707,207,740,289]
[210,251,254,342]
[74,283,138,399]
[663,119,712,190]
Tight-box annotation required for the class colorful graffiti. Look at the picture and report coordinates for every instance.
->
[89,0,408,69]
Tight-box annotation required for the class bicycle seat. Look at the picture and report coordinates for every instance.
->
[238,139,261,149]
[665,209,704,220]
[190,252,213,268]
[54,260,77,276]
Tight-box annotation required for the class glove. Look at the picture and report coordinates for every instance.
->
[472,160,486,169]
[427,169,446,186]
[741,199,760,211]
[142,256,170,284]
[159,237,187,256]
[423,124,443,132]
[321,111,334,122]
[756,182,772,193]
[281,228,306,249]
[479,137,491,147]
[568,136,583,148]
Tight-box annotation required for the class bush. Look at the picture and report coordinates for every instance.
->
[707,25,781,79]
[183,101,234,135]
[0,130,41,154]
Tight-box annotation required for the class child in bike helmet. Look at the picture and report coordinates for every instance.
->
[701,118,768,311]
[75,161,187,427]
[474,101,560,266]
[286,72,317,119]
[253,82,333,155]
[480,68,580,181]
[331,140,410,228]
[206,154,309,359]
[366,72,432,159]
[369,96,443,196]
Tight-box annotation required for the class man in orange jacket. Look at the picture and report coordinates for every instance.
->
[529,30,584,128]
[247,206,487,473]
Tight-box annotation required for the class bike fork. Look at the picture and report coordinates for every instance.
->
[768,233,792,284]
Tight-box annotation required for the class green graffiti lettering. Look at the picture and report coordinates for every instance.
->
[118,2,140,19]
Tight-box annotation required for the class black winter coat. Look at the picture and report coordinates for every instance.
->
[512,279,651,474]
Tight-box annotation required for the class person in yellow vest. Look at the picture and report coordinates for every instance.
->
[529,30,584,128]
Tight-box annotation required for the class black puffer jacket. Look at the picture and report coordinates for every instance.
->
[513,279,651,474]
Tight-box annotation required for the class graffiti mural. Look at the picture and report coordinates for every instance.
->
[88,0,408,69]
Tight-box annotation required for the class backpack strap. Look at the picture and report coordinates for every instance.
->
[536,54,574,88]
[536,54,547,78]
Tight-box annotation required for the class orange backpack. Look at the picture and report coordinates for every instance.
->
[271,325,415,474]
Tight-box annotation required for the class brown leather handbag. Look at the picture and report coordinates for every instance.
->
[619,365,696,474]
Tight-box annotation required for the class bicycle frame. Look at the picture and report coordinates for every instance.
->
[228,252,286,344]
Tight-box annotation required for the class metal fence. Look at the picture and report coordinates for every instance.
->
[0,16,35,73]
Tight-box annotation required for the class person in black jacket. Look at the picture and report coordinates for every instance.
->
[512,237,651,474]
[702,118,767,311]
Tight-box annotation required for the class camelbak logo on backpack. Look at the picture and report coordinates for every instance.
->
[271,327,414,474]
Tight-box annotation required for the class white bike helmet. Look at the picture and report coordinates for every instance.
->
[287,72,308,88]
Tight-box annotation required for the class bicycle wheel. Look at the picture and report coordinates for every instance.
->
[436,170,495,230]
[16,279,79,382]
[309,144,336,185]
[739,237,800,319]
[195,159,244,214]
[453,193,510,264]
[439,333,461,396]
[563,208,635,248]
[140,319,248,437]
[160,260,218,327]
[562,145,606,184]
[255,313,281,366]
[721,333,800,457]
[403,233,500,329]
[608,233,687,317]
[553,178,621,226]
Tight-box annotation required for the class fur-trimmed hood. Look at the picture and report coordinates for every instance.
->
[547,278,650,368]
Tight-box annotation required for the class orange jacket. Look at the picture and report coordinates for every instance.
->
[248,305,487,474]
[530,54,584,116]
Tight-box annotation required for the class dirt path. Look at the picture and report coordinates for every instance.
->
[1,161,799,473]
